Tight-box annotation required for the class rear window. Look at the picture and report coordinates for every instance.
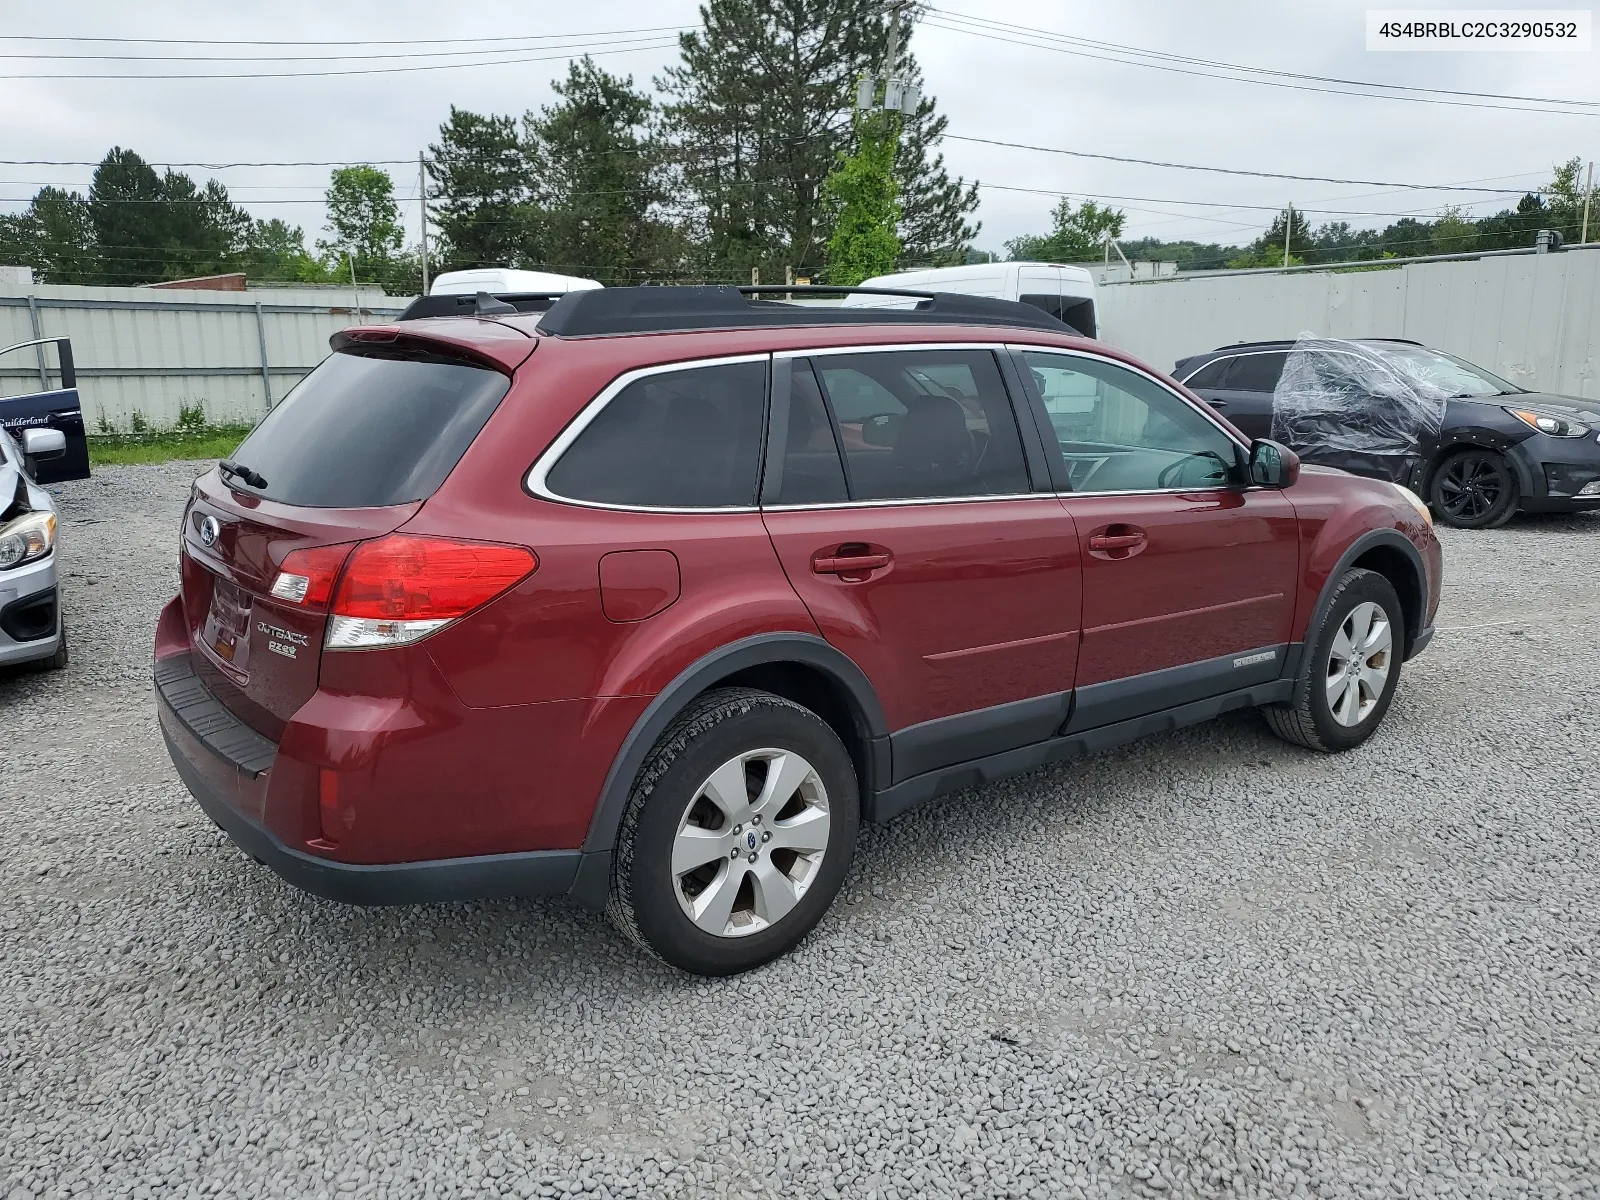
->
[231,350,510,508]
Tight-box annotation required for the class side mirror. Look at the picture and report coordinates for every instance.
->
[1249,438,1300,488]
[21,427,67,461]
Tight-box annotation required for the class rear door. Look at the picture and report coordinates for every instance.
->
[1198,351,1285,439]
[761,347,1082,783]
[1019,348,1299,729]
[179,344,517,737]
[0,338,90,483]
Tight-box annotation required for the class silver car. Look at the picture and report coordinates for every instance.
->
[0,422,69,671]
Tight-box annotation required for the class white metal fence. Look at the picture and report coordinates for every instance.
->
[1096,246,1600,400]
[0,283,410,430]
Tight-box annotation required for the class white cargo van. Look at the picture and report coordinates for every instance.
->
[847,262,1097,337]
[429,268,602,296]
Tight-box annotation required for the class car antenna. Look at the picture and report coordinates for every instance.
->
[474,291,519,316]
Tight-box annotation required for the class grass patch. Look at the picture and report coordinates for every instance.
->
[89,426,252,467]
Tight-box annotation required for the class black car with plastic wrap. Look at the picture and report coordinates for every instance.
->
[1174,337,1600,529]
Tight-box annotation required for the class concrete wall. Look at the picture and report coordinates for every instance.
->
[1096,247,1600,400]
[0,283,410,429]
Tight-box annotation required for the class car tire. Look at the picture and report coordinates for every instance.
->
[1427,448,1519,529]
[1263,568,1405,753]
[608,687,860,976]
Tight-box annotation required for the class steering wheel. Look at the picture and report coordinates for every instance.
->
[1157,450,1231,489]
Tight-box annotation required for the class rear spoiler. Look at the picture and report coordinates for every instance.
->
[397,292,565,321]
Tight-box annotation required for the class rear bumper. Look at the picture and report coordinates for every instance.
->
[156,657,591,907]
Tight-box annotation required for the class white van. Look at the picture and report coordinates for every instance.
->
[847,262,1097,337]
[429,268,602,296]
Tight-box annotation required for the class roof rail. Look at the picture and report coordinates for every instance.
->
[1212,336,1426,351]
[397,292,565,321]
[535,285,1073,338]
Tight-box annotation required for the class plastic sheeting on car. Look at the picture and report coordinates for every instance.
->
[1270,335,1448,459]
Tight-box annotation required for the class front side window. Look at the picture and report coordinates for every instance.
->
[810,350,1031,501]
[1181,358,1232,390]
[544,361,767,508]
[1024,351,1241,493]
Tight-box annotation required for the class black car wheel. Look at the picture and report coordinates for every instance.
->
[608,688,859,976]
[1428,449,1519,529]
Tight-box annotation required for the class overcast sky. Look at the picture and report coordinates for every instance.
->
[2,0,1595,261]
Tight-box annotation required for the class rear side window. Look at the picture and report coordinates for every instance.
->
[545,361,767,508]
[232,350,510,508]
[1181,358,1231,389]
[811,350,1031,501]
[1224,352,1287,393]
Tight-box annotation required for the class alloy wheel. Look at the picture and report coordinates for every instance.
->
[1437,452,1508,523]
[672,748,832,938]
[1324,601,1392,727]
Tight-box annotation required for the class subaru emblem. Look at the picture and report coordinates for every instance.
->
[746,831,758,850]
[198,515,220,548]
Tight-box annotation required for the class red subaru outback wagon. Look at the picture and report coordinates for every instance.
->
[156,286,1441,976]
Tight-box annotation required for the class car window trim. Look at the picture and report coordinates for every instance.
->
[525,352,773,514]
[1011,343,1257,497]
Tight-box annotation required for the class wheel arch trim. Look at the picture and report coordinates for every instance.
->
[1305,528,1428,661]
[579,632,888,857]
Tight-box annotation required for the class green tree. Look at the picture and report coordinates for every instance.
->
[1431,204,1476,255]
[1005,198,1125,263]
[0,188,98,284]
[657,0,976,281]
[160,173,251,277]
[426,107,539,269]
[240,219,328,282]
[822,113,901,284]
[319,165,404,279]
[87,147,168,284]
[891,58,979,267]
[527,57,673,283]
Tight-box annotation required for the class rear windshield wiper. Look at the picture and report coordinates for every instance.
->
[219,460,268,490]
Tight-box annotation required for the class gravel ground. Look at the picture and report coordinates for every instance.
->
[3,461,1598,1200]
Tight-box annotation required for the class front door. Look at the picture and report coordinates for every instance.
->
[761,348,1082,782]
[1019,348,1299,731]
[0,338,90,484]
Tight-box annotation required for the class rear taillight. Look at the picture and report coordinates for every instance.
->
[270,543,356,609]
[324,534,536,651]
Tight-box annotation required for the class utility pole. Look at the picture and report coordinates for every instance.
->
[418,151,430,294]
[1582,161,1594,245]
[1283,203,1294,268]
[883,2,905,86]
[348,253,363,325]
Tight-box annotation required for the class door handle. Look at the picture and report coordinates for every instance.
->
[813,552,892,574]
[1087,533,1144,551]
[1206,399,1229,409]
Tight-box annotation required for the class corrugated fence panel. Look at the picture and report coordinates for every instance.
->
[0,284,409,427]
[1099,250,1600,400]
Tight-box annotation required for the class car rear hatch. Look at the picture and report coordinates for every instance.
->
[178,334,527,741]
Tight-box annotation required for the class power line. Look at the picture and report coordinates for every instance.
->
[946,134,1541,194]
[923,8,1600,118]
[0,30,694,64]
[928,7,1600,110]
[1,36,680,80]
[0,25,691,48]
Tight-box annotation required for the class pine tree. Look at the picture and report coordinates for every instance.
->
[426,107,541,269]
[526,57,674,283]
[88,148,168,285]
[657,0,976,281]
